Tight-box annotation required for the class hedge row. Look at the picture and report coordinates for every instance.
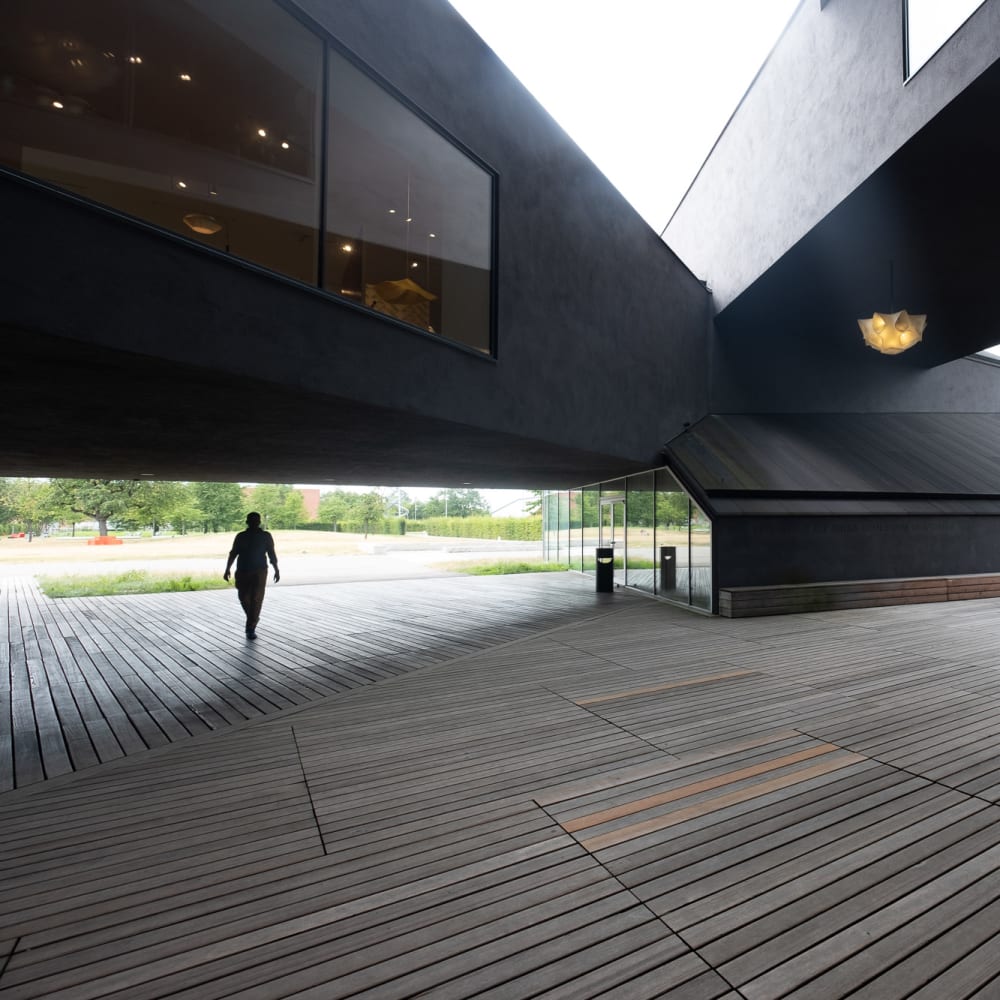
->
[407,516,542,541]
[295,519,406,534]
[294,517,542,540]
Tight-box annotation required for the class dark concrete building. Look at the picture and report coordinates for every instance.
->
[2,0,1000,613]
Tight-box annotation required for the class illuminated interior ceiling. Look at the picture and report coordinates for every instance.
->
[716,56,1000,367]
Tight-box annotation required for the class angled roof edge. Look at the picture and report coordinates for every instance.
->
[665,413,1000,504]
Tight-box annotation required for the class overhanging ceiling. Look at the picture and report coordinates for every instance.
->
[716,55,1000,368]
[1,328,633,488]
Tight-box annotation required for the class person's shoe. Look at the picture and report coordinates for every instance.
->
[246,629,257,640]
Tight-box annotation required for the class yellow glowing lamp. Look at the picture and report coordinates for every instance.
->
[858,309,926,354]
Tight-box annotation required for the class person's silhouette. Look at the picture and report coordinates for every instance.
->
[223,512,279,639]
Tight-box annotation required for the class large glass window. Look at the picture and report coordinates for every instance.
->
[0,0,322,282]
[690,500,712,610]
[544,471,712,612]
[582,485,600,568]
[568,489,582,572]
[905,0,987,77]
[0,1,494,352]
[654,468,688,603]
[626,472,655,595]
[325,50,492,353]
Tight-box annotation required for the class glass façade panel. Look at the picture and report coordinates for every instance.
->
[325,49,492,353]
[0,0,322,282]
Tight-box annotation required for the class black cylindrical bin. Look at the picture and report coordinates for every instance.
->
[659,546,677,591]
[596,547,614,592]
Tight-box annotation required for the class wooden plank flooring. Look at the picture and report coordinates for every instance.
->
[6,579,1000,995]
[0,574,622,792]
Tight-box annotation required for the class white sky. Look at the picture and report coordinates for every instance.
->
[303,1,802,511]
[449,0,801,231]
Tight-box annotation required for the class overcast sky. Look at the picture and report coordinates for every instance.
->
[449,0,800,232]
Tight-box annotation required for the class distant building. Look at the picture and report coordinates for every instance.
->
[298,488,320,522]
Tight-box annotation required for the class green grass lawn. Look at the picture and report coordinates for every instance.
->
[452,561,568,576]
[37,570,231,598]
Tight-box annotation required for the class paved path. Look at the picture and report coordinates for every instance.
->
[5,578,1000,996]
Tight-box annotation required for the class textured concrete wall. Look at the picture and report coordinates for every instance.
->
[665,0,1000,309]
[715,514,1000,588]
[1,0,710,478]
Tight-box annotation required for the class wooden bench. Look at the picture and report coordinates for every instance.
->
[719,573,1000,617]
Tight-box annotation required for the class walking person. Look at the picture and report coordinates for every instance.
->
[224,512,279,639]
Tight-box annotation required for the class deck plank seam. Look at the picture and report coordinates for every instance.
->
[531,795,752,999]
[291,724,328,856]
[795,726,1000,810]
[539,681,681,761]
[0,935,19,984]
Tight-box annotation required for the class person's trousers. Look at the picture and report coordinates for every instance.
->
[235,569,268,630]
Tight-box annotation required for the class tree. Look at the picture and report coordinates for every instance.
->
[131,481,191,535]
[8,479,57,538]
[0,479,17,531]
[422,488,489,518]
[318,489,355,524]
[48,479,140,536]
[356,491,386,536]
[193,482,244,533]
[524,490,544,516]
[655,490,690,527]
[250,484,306,529]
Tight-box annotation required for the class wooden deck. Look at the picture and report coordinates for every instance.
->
[0,573,617,793]
[5,575,1000,996]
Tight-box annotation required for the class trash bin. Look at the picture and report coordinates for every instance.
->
[659,546,677,591]
[596,546,614,592]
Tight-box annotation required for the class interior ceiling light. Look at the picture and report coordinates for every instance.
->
[257,128,267,138]
[182,212,223,235]
[280,141,290,149]
[858,310,926,354]
[179,73,192,82]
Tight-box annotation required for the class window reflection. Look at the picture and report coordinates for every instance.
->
[0,1,494,352]
[568,489,582,571]
[0,0,322,282]
[544,473,712,611]
[325,51,492,353]
[654,468,688,602]
[690,501,712,610]
[626,472,655,595]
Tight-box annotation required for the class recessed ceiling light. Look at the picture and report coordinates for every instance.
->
[428,232,436,238]
[341,243,353,252]
[405,217,412,223]
[51,100,64,109]
[410,261,418,268]
[176,179,187,189]
[128,54,142,64]
[257,128,267,138]
[388,208,396,214]
[179,73,192,82]
[182,212,223,235]
[280,141,289,149]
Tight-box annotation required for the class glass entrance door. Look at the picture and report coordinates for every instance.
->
[599,499,625,586]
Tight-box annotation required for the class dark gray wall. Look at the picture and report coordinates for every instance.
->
[0,0,710,485]
[715,514,1000,588]
[665,0,1000,309]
